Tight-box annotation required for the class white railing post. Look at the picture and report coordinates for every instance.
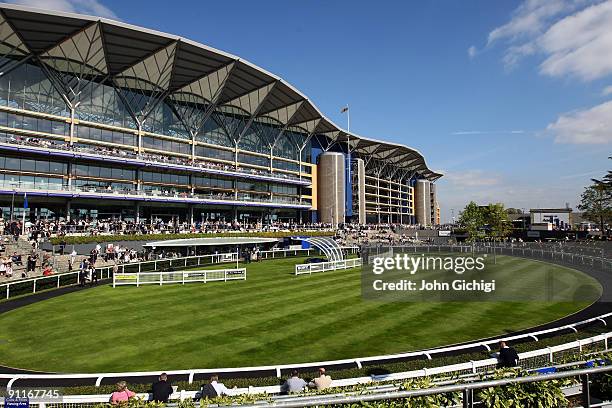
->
[56,275,60,288]
[160,272,163,286]
[33,279,37,293]
[137,273,140,287]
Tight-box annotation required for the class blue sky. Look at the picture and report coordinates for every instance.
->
[8,0,612,222]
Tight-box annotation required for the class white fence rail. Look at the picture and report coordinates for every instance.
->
[113,268,247,287]
[0,248,363,300]
[379,243,612,272]
[0,252,237,299]
[259,246,359,260]
[295,258,362,275]
[1,331,609,407]
[2,309,609,392]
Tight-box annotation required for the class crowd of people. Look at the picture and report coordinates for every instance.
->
[109,340,521,405]
[22,217,336,238]
[3,135,303,182]
[110,368,334,404]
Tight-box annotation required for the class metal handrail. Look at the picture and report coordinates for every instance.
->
[231,365,612,408]
[2,333,610,407]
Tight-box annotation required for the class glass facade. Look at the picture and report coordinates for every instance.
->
[0,61,69,116]
[73,164,135,181]
[142,135,190,155]
[75,125,137,146]
[0,6,442,226]
[141,171,189,186]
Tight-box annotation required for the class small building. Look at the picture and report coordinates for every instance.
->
[530,208,572,231]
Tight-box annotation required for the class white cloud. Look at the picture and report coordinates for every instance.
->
[7,0,118,19]
[538,1,612,80]
[443,170,501,188]
[467,45,477,59]
[485,0,612,81]
[487,0,577,45]
[602,85,612,96]
[546,100,612,144]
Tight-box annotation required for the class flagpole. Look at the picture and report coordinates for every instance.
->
[345,104,350,226]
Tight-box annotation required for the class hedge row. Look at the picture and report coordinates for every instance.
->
[49,231,336,245]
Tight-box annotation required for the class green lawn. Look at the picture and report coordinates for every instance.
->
[0,255,601,373]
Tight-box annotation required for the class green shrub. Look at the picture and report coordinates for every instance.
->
[476,368,571,408]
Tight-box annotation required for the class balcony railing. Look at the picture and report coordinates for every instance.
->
[0,136,310,185]
[0,182,312,208]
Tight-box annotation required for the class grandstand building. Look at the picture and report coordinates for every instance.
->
[0,4,441,226]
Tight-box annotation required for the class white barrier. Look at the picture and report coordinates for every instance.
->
[113,268,247,287]
[258,246,359,260]
[2,331,609,406]
[0,252,238,299]
[295,258,363,275]
[2,247,344,300]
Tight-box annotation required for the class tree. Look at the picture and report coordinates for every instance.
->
[579,156,612,236]
[578,182,612,236]
[458,201,485,242]
[591,156,611,189]
[483,203,513,241]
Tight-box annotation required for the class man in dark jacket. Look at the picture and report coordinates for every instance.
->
[497,341,520,368]
[151,373,174,403]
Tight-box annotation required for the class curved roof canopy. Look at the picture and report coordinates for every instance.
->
[0,3,441,181]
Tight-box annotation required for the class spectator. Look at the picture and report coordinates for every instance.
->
[5,260,12,278]
[151,373,174,403]
[200,374,234,399]
[281,370,307,394]
[11,252,22,266]
[42,266,53,276]
[90,265,98,286]
[308,367,332,390]
[79,259,88,286]
[497,341,519,368]
[26,253,36,274]
[110,381,136,404]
